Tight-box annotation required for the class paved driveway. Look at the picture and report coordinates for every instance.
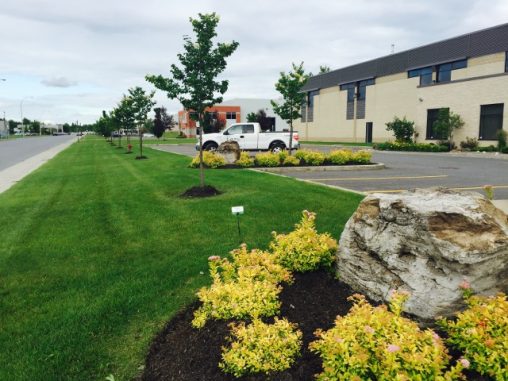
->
[0,135,75,171]
[150,144,508,200]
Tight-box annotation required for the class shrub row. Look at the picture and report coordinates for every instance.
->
[190,149,372,168]
[374,141,450,152]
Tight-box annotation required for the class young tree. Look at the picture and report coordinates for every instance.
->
[246,112,257,123]
[146,12,239,188]
[271,62,309,154]
[247,109,272,131]
[433,108,464,150]
[319,65,331,74]
[127,86,155,159]
[113,96,136,148]
[385,116,415,143]
[159,106,176,131]
[153,108,165,139]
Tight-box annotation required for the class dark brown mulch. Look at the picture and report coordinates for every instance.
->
[141,270,492,381]
[136,155,148,160]
[180,185,222,198]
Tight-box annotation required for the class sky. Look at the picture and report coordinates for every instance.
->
[0,0,507,124]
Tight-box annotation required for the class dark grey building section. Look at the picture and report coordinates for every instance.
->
[302,23,508,92]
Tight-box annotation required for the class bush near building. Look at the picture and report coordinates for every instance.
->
[374,141,449,152]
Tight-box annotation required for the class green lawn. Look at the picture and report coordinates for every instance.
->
[0,137,363,380]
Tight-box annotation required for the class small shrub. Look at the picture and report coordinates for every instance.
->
[295,149,325,165]
[460,137,479,151]
[483,185,494,200]
[439,292,508,381]
[374,141,449,152]
[328,149,352,165]
[189,151,226,168]
[220,318,302,377]
[351,150,372,164]
[501,146,508,154]
[255,152,280,167]
[476,145,497,152]
[310,292,465,381]
[192,245,291,328]
[270,210,337,272]
[235,151,254,167]
[497,129,507,151]
[385,116,415,143]
[278,150,288,162]
[283,155,300,166]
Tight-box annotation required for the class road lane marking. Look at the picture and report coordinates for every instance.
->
[307,175,448,182]
[365,185,508,194]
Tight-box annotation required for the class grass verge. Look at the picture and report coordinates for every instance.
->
[0,137,363,380]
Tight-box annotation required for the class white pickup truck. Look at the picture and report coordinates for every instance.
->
[196,123,300,152]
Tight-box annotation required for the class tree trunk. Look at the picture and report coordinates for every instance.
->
[198,112,205,188]
[288,99,294,156]
[119,131,122,147]
[139,125,143,157]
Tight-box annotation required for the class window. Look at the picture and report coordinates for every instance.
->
[479,104,504,140]
[307,90,319,122]
[419,67,433,85]
[242,124,254,134]
[426,108,449,140]
[505,52,508,72]
[226,112,236,119]
[437,63,452,83]
[452,59,467,70]
[225,125,243,135]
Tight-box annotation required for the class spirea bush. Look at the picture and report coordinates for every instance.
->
[310,292,466,381]
[192,245,292,328]
[189,151,226,168]
[351,150,372,164]
[270,210,337,272]
[328,149,353,164]
[235,151,254,167]
[255,152,280,167]
[283,155,300,166]
[439,292,508,381]
[295,149,326,165]
[220,318,302,377]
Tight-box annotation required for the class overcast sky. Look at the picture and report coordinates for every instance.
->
[0,0,507,124]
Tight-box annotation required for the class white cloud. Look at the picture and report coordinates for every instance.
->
[41,77,78,88]
[0,0,506,123]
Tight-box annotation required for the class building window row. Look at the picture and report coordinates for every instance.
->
[226,111,237,120]
[408,58,467,86]
[426,103,504,141]
[301,90,319,122]
[339,78,374,120]
[505,51,508,72]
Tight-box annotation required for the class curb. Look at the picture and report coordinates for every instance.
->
[252,163,385,173]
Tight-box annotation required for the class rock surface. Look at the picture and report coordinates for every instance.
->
[337,187,508,320]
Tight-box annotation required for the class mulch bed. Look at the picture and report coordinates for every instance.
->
[202,163,379,170]
[180,185,222,198]
[141,270,491,381]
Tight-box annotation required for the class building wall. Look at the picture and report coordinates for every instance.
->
[295,52,508,144]
[221,98,289,131]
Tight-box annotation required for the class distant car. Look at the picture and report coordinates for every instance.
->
[142,133,155,138]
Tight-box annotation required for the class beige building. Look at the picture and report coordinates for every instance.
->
[297,24,508,146]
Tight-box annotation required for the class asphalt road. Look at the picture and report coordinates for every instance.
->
[0,135,75,171]
[151,143,508,200]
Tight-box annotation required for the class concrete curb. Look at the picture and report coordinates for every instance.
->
[253,163,385,173]
[0,138,76,194]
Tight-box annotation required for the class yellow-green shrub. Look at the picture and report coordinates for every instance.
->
[270,210,337,272]
[192,245,292,328]
[189,151,226,168]
[278,150,288,162]
[328,149,353,164]
[439,292,508,381]
[310,292,465,381]
[235,151,254,167]
[220,318,302,377]
[255,152,280,167]
[295,149,325,165]
[351,149,372,164]
[283,155,300,166]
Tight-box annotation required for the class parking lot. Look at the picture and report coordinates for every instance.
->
[151,144,508,200]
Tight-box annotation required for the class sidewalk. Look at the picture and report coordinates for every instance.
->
[0,138,76,194]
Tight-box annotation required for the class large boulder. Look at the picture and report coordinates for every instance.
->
[337,187,508,320]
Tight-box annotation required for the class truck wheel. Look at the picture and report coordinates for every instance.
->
[203,142,218,151]
[270,142,286,153]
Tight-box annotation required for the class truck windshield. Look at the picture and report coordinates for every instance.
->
[224,125,243,135]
